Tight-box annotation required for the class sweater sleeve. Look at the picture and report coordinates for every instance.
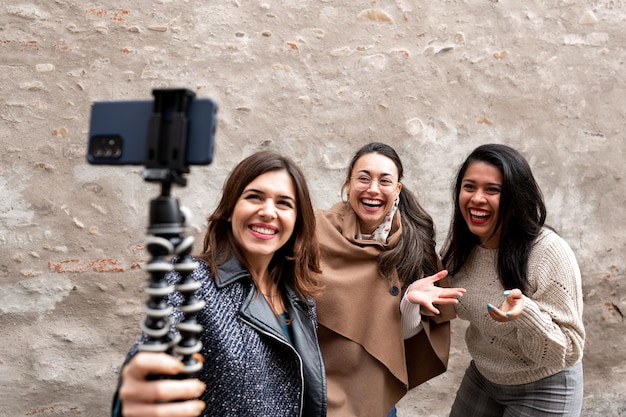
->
[512,233,586,369]
[400,291,423,339]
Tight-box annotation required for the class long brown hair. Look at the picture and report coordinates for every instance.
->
[198,151,321,299]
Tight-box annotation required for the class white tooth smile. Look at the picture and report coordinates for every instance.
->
[362,199,382,206]
[470,210,490,217]
[251,226,276,235]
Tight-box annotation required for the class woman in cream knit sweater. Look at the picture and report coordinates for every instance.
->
[442,144,585,417]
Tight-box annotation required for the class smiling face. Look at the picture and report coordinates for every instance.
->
[346,153,402,234]
[230,170,297,271]
[459,161,503,248]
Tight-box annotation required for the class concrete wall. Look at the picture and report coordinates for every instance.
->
[1,1,624,415]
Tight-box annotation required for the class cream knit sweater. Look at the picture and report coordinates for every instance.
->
[450,228,585,385]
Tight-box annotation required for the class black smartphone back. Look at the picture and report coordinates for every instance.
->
[87,98,217,165]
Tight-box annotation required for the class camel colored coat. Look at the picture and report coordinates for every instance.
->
[315,202,454,417]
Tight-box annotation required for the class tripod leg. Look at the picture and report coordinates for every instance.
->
[139,236,180,354]
[172,236,204,375]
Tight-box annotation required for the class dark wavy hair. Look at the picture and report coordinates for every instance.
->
[441,144,546,294]
[344,142,440,288]
[197,151,321,299]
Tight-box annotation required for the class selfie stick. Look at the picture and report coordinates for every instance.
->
[138,89,205,376]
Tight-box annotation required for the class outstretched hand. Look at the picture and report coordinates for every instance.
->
[487,289,524,322]
[119,352,206,417]
[405,270,466,315]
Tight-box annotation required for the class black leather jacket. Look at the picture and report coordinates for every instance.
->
[113,256,327,417]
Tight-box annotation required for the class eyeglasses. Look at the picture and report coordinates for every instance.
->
[350,175,399,194]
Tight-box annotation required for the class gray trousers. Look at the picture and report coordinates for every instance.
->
[449,360,583,417]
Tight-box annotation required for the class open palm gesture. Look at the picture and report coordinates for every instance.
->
[405,270,466,315]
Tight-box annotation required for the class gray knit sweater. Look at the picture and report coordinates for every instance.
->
[450,228,585,385]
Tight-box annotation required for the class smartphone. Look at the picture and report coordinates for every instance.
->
[87,98,217,165]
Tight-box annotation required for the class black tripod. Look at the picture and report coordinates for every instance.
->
[137,89,205,376]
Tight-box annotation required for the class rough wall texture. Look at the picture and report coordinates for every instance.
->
[1,1,624,416]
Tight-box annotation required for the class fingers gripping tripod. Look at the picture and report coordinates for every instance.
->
[137,89,205,376]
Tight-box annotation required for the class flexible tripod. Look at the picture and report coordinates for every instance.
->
[137,89,205,376]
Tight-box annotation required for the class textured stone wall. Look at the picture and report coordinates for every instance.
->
[1,1,624,415]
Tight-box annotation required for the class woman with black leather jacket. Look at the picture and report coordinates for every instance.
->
[112,151,327,417]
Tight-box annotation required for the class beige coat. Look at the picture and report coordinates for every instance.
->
[315,202,454,417]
